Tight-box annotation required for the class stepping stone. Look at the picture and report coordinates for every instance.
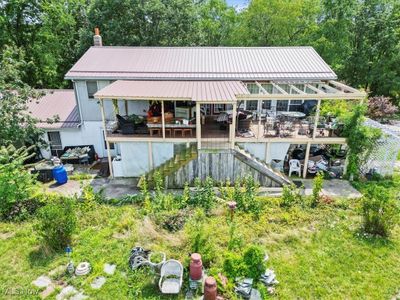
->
[91,276,106,289]
[104,263,116,275]
[40,284,55,299]
[32,275,52,288]
[250,288,262,300]
[56,286,78,300]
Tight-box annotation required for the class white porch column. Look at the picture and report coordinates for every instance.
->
[196,102,201,150]
[231,102,237,149]
[265,142,270,163]
[99,99,114,178]
[303,142,311,178]
[148,141,153,170]
[257,99,262,140]
[161,101,165,139]
[313,99,321,139]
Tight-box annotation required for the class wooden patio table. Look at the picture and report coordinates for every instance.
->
[147,123,196,137]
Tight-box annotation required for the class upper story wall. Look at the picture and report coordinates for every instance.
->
[73,80,149,122]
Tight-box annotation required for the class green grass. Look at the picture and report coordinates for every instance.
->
[1,192,400,299]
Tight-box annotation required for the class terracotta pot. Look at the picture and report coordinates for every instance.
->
[204,276,217,300]
[189,253,203,280]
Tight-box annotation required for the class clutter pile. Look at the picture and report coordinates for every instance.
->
[128,246,166,271]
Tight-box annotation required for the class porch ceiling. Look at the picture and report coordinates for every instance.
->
[94,80,248,102]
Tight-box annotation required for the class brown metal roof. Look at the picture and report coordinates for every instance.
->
[94,80,249,102]
[27,90,80,129]
[66,46,337,81]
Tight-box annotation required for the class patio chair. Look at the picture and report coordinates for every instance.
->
[159,260,183,294]
[289,159,301,177]
[116,114,134,135]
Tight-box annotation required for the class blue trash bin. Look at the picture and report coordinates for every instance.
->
[52,165,68,184]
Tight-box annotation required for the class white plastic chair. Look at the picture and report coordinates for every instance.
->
[158,260,183,294]
[289,159,301,177]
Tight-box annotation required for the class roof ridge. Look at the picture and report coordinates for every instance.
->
[91,46,315,50]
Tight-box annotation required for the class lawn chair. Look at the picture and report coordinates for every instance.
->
[159,260,183,294]
[289,159,301,177]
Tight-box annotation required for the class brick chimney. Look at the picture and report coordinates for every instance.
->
[93,27,102,46]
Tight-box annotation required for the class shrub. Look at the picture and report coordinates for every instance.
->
[79,184,103,210]
[190,177,216,213]
[223,252,246,279]
[185,209,215,266]
[281,183,303,207]
[243,245,266,280]
[36,196,77,250]
[311,172,324,207]
[361,186,399,237]
[154,208,191,232]
[232,176,262,217]
[0,145,37,220]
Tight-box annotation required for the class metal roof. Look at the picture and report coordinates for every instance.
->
[27,90,80,129]
[66,46,337,81]
[94,80,249,102]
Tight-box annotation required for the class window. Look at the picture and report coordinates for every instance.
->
[289,100,304,112]
[276,100,289,111]
[47,131,62,156]
[262,100,271,110]
[87,81,98,99]
[246,100,258,111]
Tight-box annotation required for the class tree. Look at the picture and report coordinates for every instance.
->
[231,0,321,46]
[0,46,45,148]
[367,96,398,121]
[198,0,237,46]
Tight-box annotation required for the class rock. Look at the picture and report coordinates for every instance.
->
[32,276,52,288]
[104,263,116,275]
[91,276,106,289]
[48,265,66,277]
[40,284,55,299]
[250,289,262,300]
[0,232,15,240]
[56,286,78,300]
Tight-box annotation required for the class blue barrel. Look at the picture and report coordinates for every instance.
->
[52,165,68,184]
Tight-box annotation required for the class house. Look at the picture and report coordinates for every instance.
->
[33,31,366,187]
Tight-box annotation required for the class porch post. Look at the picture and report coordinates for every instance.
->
[99,99,114,178]
[303,142,311,178]
[148,141,153,170]
[265,142,270,163]
[257,99,262,140]
[312,99,321,139]
[231,102,237,149]
[161,101,165,139]
[124,100,129,115]
[196,102,201,150]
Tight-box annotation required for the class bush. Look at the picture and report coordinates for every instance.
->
[223,252,246,279]
[361,186,399,237]
[311,172,324,207]
[281,183,303,207]
[0,145,37,220]
[243,245,266,280]
[233,176,262,217]
[36,196,77,250]
[154,208,191,232]
[190,177,216,213]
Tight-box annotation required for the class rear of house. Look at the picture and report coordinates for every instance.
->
[31,33,365,187]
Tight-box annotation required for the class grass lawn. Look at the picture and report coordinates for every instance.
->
[1,174,400,300]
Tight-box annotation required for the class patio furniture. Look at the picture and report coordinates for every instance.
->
[174,128,183,137]
[289,159,301,177]
[159,260,183,294]
[183,128,193,137]
[60,145,95,164]
[149,128,161,136]
[116,114,135,135]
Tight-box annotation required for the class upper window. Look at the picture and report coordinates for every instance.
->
[87,81,98,99]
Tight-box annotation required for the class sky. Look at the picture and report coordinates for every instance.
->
[226,0,249,10]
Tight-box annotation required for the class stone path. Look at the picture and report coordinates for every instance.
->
[300,179,362,199]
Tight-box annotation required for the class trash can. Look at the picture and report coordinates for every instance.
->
[52,165,68,184]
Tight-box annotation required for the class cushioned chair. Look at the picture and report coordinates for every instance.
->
[116,114,134,135]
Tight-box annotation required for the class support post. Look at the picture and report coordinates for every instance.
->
[196,102,201,150]
[100,99,113,178]
[124,100,128,115]
[231,102,237,149]
[257,99,262,140]
[303,142,311,178]
[265,142,270,164]
[313,99,321,139]
[148,141,153,170]
[161,101,165,139]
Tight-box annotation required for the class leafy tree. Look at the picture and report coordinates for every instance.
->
[0,145,37,220]
[0,46,45,148]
